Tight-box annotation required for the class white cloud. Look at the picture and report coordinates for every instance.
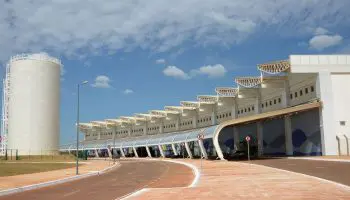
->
[309,34,343,51]
[156,59,166,64]
[0,0,349,62]
[163,66,190,80]
[191,64,227,78]
[314,27,329,35]
[123,89,134,94]
[91,75,111,88]
[164,64,227,80]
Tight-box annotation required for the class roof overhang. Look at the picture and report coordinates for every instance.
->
[78,123,93,129]
[215,87,238,97]
[180,101,200,109]
[149,110,167,118]
[197,95,218,104]
[258,59,290,74]
[91,121,108,128]
[119,117,136,124]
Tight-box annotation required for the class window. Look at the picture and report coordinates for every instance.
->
[248,107,251,112]
[269,101,272,106]
[244,108,247,112]
[311,86,314,92]
[305,88,309,94]
[294,92,298,98]
[340,121,346,126]
[238,110,240,114]
[290,94,293,99]
[300,90,303,96]
[252,106,255,111]
[226,113,228,117]
[265,102,268,107]
[229,112,231,116]
[278,98,281,103]
[274,99,276,104]
[261,104,264,108]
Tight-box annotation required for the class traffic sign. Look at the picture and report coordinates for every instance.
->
[245,136,251,142]
[197,133,204,140]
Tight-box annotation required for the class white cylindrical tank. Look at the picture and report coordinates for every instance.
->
[7,53,61,155]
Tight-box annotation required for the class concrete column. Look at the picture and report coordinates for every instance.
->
[158,145,165,158]
[282,78,293,156]
[284,115,293,156]
[159,120,164,134]
[133,147,139,157]
[232,98,240,150]
[171,144,178,156]
[97,129,101,140]
[192,110,198,129]
[254,88,263,156]
[198,140,208,159]
[175,116,180,131]
[128,127,132,137]
[281,79,291,108]
[255,88,262,114]
[185,142,193,159]
[146,146,152,157]
[120,147,126,157]
[95,149,99,158]
[232,98,238,119]
[316,72,337,155]
[211,105,218,125]
[143,122,147,136]
[112,127,116,141]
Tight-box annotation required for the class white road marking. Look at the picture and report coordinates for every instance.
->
[63,189,80,197]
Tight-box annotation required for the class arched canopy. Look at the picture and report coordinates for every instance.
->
[79,125,219,150]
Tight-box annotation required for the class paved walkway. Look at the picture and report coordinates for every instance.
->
[0,160,113,190]
[252,158,350,186]
[129,159,350,200]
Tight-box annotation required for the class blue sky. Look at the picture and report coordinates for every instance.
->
[1,0,350,144]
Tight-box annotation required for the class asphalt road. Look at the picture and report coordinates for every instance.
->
[0,160,193,200]
[251,158,350,186]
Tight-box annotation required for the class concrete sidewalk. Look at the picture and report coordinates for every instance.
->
[129,159,350,200]
[0,160,114,191]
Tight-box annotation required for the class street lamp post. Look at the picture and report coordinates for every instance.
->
[76,80,88,175]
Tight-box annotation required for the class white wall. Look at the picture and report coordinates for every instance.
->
[331,74,350,136]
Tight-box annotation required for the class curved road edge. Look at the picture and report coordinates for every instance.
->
[0,162,121,197]
[118,159,200,200]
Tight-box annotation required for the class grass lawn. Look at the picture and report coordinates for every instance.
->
[0,163,77,177]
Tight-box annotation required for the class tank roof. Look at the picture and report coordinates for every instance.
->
[8,53,61,66]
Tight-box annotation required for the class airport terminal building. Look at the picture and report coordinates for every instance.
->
[60,54,350,160]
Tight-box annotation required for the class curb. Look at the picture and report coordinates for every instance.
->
[0,162,120,197]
